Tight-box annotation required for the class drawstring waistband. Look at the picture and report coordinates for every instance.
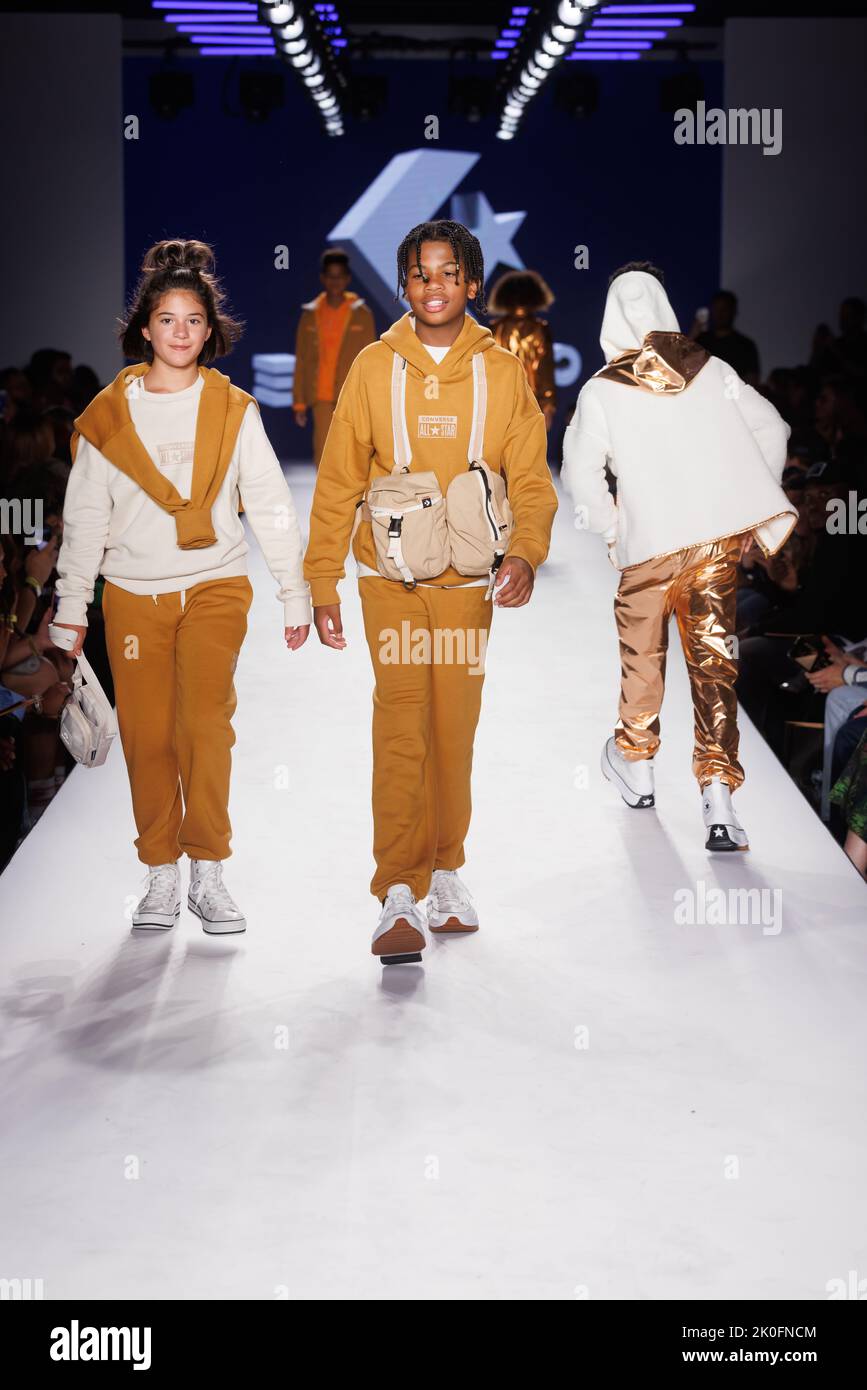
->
[151,591,187,609]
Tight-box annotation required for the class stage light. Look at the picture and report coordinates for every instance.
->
[601,4,694,9]
[554,72,599,115]
[239,71,284,119]
[557,1,586,22]
[199,44,274,54]
[277,17,305,38]
[149,70,194,119]
[551,24,577,41]
[577,37,651,45]
[592,16,683,23]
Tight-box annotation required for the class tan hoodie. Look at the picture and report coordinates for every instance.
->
[303,310,558,605]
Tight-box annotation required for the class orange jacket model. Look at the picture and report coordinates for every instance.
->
[292,291,376,409]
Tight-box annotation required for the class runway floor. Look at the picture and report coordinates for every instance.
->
[1,464,865,1300]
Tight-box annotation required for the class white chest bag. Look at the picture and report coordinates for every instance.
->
[353,351,513,597]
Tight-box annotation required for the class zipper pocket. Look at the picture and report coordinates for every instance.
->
[471,463,500,543]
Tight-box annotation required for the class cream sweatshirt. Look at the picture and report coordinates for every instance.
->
[54,374,312,629]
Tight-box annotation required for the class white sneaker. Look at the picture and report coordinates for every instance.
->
[131,862,181,931]
[188,859,247,934]
[372,883,428,962]
[601,736,655,808]
[427,869,479,934]
[702,777,749,852]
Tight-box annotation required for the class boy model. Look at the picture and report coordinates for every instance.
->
[562,263,796,850]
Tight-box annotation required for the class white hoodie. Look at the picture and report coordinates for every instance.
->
[561,271,797,569]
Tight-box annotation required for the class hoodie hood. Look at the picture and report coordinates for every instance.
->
[599,271,680,362]
[380,310,495,383]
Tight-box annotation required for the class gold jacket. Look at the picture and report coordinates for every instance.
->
[489,311,556,410]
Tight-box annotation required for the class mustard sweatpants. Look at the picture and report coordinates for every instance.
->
[358,575,494,902]
[102,576,253,865]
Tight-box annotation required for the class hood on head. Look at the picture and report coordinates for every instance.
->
[380,310,495,381]
[600,271,680,362]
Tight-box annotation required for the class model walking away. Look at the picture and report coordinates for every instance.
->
[562,262,796,851]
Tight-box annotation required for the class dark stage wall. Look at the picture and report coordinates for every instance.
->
[122,56,723,460]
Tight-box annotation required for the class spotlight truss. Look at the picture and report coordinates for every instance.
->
[258,1,347,136]
[495,1,599,140]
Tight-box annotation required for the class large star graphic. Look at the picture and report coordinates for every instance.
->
[450,191,527,276]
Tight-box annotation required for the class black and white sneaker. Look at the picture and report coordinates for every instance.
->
[702,777,749,851]
[601,736,655,808]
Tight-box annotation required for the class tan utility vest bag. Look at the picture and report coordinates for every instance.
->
[351,351,513,596]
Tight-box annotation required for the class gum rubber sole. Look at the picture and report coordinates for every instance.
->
[429,918,479,934]
[372,917,426,958]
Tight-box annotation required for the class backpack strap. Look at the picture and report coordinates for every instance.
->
[468,352,487,463]
[390,349,488,470]
[391,354,413,469]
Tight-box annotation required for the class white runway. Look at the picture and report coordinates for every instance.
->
[1,464,865,1301]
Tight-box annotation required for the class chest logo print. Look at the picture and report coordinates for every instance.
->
[158,442,194,469]
[417,415,458,439]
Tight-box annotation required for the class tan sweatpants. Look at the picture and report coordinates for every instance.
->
[312,400,335,468]
[358,575,494,902]
[102,575,253,865]
[613,535,744,789]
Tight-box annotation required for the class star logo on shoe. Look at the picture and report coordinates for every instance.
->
[713,826,726,838]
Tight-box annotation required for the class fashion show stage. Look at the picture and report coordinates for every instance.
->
[1,468,865,1301]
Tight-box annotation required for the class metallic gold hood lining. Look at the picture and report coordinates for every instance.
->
[594,332,710,394]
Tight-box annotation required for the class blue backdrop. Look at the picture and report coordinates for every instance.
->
[123,56,723,459]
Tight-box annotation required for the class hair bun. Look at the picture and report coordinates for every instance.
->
[141,239,215,275]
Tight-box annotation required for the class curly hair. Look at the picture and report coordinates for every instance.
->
[119,239,243,364]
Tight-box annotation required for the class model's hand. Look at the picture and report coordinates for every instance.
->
[493,556,534,608]
[50,622,86,657]
[294,407,308,428]
[738,533,755,563]
[314,604,346,649]
[284,624,310,652]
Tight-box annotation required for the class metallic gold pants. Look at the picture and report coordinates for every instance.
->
[613,536,744,790]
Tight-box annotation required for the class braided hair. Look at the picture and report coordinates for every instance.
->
[396,220,487,315]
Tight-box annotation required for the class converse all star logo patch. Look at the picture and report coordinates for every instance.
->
[418,415,458,439]
[158,441,194,469]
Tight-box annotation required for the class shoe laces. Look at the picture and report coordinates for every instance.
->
[432,870,471,912]
[190,861,238,912]
[141,863,178,908]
